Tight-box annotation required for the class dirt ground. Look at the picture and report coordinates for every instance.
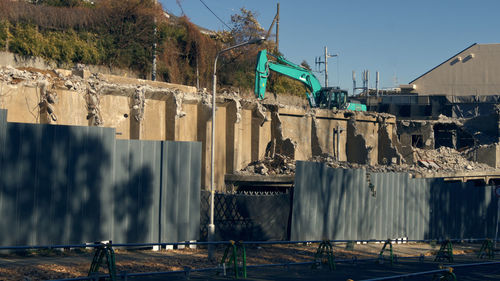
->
[0,241,488,280]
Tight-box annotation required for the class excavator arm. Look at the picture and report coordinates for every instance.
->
[255,49,322,106]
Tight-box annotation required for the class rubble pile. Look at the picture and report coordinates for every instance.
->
[238,153,296,176]
[238,145,495,177]
[413,146,494,173]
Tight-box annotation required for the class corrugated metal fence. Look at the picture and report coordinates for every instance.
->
[0,109,201,246]
[292,161,499,241]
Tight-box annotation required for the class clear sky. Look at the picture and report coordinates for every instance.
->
[159,0,500,94]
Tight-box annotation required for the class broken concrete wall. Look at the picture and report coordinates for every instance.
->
[463,111,500,144]
[467,143,500,169]
[346,117,380,165]
[378,122,403,165]
[268,107,314,160]
[0,66,402,190]
[311,112,348,161]
[397,120,435,163]
[251,104,272,162]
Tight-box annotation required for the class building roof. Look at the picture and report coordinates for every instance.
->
[409,43,477,84]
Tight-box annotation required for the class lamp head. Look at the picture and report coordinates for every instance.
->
[248,36,266,45]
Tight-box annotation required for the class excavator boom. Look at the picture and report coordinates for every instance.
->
[255,49,366,111]
[255,50,322,106]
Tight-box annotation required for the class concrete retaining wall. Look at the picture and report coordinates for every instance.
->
[0,70,399,190]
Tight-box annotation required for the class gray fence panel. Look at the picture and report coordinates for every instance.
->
[113,140,130,243]
[293,162,499,241]
[143,141,162,244]
[99,127,117,242]
[291,161,322,241]
[163,141,180,242]
[349,169,360,240]
[319,163,330,239]
[113,139,159,244]
[0,110,201,246]
[358,173,376,240]
[332,168,346,240]
[161,141,201,243]
[19,124,42,245]
[345,169,356,239]
[186,142,201,242]
[84,126,112,243]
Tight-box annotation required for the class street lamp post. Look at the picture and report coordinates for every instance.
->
[209,37,265,259]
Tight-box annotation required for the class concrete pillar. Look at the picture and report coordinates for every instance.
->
[225,100,238,174]
[251,107,271,162]
[165,95,176,141]
[197,103,212,190]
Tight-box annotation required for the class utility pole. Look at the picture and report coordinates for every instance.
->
[315,46,337,87]
[152,0,158,81]
[276,3,280,53]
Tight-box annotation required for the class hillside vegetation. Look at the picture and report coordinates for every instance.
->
[0,0,306,96]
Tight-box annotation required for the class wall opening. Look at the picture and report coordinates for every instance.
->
[434,123,457,149]
[434,123,476,150]
[411,134,423,148]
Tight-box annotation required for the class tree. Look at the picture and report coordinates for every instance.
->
[229,8,265,44]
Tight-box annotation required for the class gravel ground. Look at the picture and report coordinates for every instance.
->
[0,242,490,280]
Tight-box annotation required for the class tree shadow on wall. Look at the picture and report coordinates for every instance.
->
[291,162,349,241]
[0,123,112,246]
[112,153,154,243]
[424,180,498,240]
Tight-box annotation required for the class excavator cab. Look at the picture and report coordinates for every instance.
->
[316,87,348,110]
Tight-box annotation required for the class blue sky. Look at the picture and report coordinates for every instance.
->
[160,0,500,94]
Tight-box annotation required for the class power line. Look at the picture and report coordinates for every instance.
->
[199,0,232,30]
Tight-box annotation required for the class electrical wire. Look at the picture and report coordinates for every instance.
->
[198,0,232,30]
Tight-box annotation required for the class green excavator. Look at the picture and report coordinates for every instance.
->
[255,49,366,111]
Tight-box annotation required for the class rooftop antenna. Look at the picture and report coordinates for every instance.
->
[352,69,371,96]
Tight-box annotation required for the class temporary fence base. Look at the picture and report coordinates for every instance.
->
[477,239,495,259]
[378,239,394,266]
[219,240,247,279]
[435,240,454,263]
[88,241,116,281]
[312,240,336,270]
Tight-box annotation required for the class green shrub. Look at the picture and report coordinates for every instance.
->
[0,20,8,51]
[8,23,101,65]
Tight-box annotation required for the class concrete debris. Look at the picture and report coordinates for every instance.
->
[234,97,242,123]
[238,153,295,176]
[64,79,74,89]
[0,66,50,86]
[413,146,494,173]
[38,80,58,123]
[254,101,269,125]
[238,144,495,177]
[266,111,296,159]
[133,86,146,122]
[86,81,103,126]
